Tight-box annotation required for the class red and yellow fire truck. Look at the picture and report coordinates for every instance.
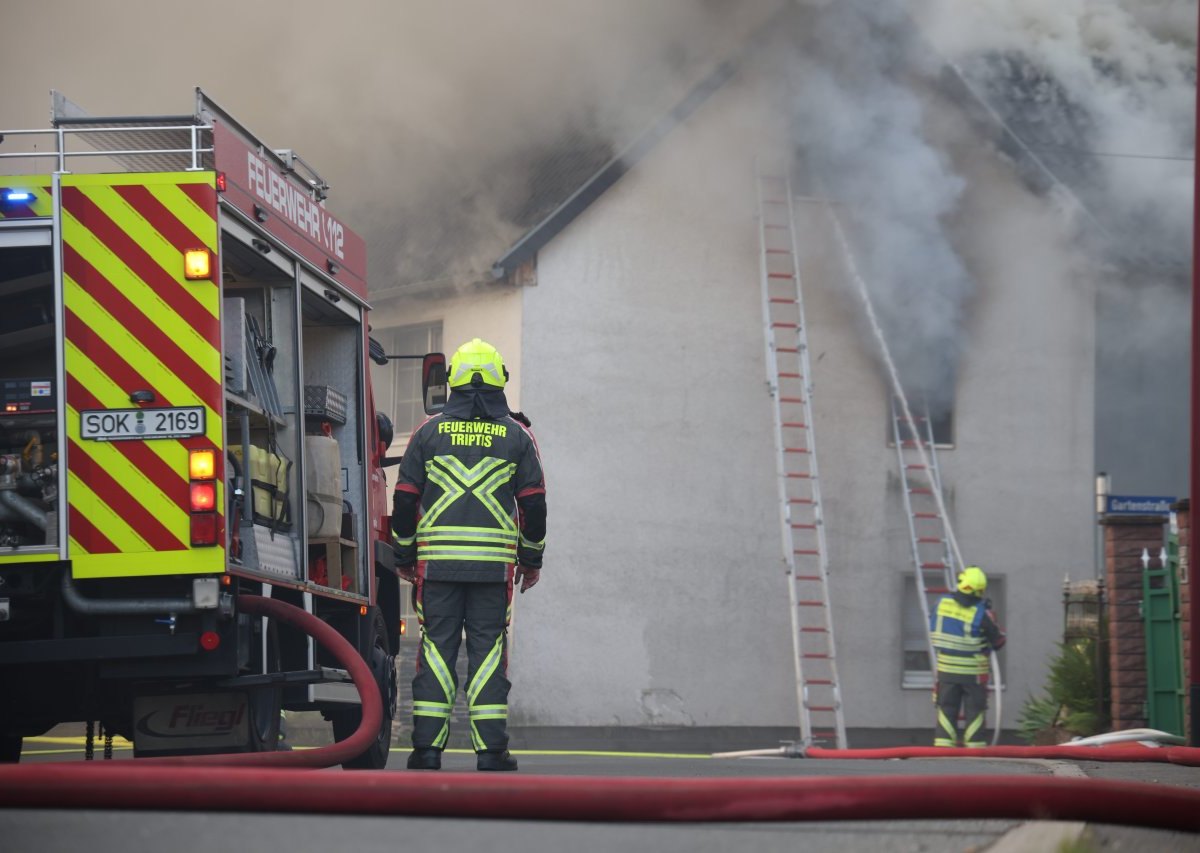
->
[0,90,442,767]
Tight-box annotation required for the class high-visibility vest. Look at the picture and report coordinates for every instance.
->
[930,596,989,676]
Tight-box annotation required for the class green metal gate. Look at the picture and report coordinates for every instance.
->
[1143,523,1185,736]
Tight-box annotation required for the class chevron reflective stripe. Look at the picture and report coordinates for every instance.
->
[413,700,452,719]
[60,173,222,578]
[963,712,985,746]
[421,632,457,749]
[423,455,517,531]
[936,708,957,744]
[0,178,54,219]
[391,529,415,548]
[418,455,519,564]
[467,632,506,751]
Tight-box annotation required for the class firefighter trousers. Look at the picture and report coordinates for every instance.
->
[412,579,512,753]
[935,677,988,747]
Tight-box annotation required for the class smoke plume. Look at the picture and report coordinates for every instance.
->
[0,0,779,286]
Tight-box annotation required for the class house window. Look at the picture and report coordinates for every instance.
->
[887,397,954,448]
[902,573,1005,688]
[369,322,442,450]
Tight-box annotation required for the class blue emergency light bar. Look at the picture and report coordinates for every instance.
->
[3,190,35,204]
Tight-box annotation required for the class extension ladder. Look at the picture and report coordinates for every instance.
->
[755,165,846,749]
[890,397,959,674]
[817,191,1002,742]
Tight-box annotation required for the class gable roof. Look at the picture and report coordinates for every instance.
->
[489,56,741,280]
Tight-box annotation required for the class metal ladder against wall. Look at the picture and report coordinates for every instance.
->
[890,398,959,673]
[819,192,1004,742]
[755,166,847,749]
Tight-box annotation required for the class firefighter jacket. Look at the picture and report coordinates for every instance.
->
[930,592,1006,677]
[392,396,546,583]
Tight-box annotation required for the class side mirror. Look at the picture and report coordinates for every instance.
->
[422,352,448,415]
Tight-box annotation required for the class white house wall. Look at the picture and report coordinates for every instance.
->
[509,64,1095,737]
[513,76,810,729]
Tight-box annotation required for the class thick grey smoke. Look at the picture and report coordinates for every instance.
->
[779,1,1194,491]
[919,0,1195,271]
[0,0,779,286]
[784,2,974,415]
[914,0,1196,493]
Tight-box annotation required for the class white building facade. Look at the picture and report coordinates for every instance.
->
[371,60,1097,744]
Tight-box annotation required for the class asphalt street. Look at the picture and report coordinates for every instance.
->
[5,733,1200,852]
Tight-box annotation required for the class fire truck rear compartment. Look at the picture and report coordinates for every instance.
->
[220,230,368,595]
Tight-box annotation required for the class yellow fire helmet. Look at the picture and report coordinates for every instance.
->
[957,565,988,596]
[448,338,508,389]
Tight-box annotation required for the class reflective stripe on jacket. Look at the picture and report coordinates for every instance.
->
[398,412,544,582]
[930,596,989,676]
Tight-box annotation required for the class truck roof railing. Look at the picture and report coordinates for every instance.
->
[0,119,214,175]
[1,90,333,201]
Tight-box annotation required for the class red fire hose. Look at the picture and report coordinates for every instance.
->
[776,743,1200,767]
[5,596,1200,829]
[2,765,1200,830]
[145,594,383,768]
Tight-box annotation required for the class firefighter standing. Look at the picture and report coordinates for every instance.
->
[392,338,546,772]
[930,566,1006,748]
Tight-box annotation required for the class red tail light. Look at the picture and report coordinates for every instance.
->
[190,481,216,511]
[190,512,217,546]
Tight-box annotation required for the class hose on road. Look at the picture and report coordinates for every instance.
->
[2,765,1200,831]
[145,594,383,768]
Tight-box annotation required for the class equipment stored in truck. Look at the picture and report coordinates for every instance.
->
[0,90,446,768]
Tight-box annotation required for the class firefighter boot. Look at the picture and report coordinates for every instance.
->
[406,748,443,770]
[476,749,518,771]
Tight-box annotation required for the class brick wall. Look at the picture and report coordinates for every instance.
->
[1102,514,1166,730]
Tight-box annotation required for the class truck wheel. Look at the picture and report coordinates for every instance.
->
[0,735,21,763]
[331,608,395,769]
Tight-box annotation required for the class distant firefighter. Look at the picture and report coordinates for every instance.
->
[930,566,1006,747]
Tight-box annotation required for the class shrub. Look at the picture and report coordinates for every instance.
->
[1017,637,1107,744]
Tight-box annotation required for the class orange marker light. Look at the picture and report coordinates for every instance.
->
[189,449,215,479]
[360,605,368,616]
[184,249,212,280]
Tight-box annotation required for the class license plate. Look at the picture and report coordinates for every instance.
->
[80,407,206,442]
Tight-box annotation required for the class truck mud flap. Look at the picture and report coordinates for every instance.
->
[132,691,255,756]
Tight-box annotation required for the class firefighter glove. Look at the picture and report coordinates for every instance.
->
[515,565,541,594]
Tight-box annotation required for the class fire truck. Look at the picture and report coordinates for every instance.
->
[0,90,444,767]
